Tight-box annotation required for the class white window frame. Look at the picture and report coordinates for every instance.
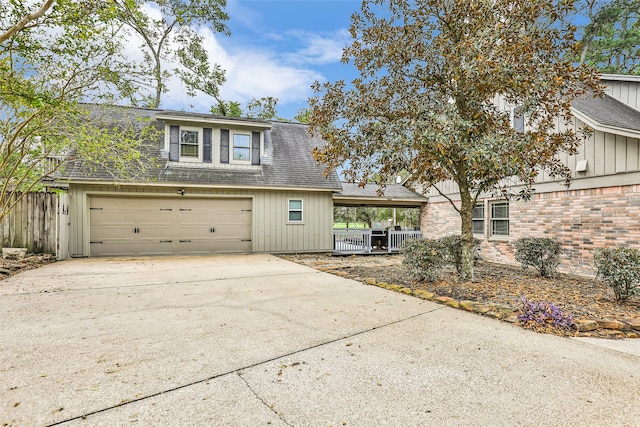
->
[287,198,304,224]
[490,201,509,237]
[472,203,485,236]
[178,126,202,162]
[231,132,252,164]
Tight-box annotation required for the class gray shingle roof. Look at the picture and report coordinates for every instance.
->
[571,93,640,133]
[335,182,427,201]
[62,105,342,191]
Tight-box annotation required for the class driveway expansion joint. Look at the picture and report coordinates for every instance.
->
[44,306,444,426]
[7,271,319,296]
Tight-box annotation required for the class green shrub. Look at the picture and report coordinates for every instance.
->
[513,237,561,278]
[402,238,448,281]
[438,235,482,273]
[593,247,640,302]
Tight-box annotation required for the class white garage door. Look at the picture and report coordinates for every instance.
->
[89,196,252,257]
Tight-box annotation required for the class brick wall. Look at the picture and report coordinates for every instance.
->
[421,184,640,276]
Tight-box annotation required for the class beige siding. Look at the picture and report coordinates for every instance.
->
[605,80,640,110]
[426,120,640,199]
[68,184,333,257]
[250,189,333,253]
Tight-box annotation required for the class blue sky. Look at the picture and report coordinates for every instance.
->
[162,0,363,120]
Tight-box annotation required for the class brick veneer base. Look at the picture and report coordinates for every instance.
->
[421,184,640,276]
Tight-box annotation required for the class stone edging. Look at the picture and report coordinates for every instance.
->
[356,276,640,339]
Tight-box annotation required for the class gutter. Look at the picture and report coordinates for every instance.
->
[62,179,342,193]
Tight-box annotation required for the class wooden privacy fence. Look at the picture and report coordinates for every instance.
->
[0,192,62,254]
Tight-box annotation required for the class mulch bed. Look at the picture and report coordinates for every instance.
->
[0,254,56,280]
[280,253,640,339]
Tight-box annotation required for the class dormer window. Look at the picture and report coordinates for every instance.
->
[233,133,251,162]
[180,129,200,158]
[166,122,263,166]
[168,125,208,162]
[221,129,262,165]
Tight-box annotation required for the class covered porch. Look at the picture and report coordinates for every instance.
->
[332,183,427,254]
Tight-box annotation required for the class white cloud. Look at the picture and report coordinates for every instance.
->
[285,29,351,65]
[114,3,348,115]
[158,28,323,113]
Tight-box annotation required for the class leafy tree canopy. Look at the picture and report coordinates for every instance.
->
[309,0,602,280]
[0,1,159,220]
[245,96,279,120]
[576,0,640,74]
[112,0,229,108]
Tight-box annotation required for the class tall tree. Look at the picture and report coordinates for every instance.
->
[210,100,242,117]
[576,0,640,74]
[245,96,279,120]
[113,0,229,108]
[293,107,312,124]
[309,0,602,280]
[0,1,157,221]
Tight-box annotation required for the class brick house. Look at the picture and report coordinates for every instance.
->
[420,74,640,275]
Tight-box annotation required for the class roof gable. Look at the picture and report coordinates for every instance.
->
[571,94,640,139]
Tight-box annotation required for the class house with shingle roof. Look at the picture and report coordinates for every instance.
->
[420,74,640,275]
[60,106,426,258]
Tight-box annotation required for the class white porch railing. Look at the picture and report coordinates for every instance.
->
[387,230,423,252]
[333,229,423,253]
[333,229,372,253]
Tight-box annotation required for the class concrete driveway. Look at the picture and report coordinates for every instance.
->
[1,255,639,426]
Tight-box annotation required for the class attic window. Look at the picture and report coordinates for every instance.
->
[221,130,261,165]
[233,133,251,161]
[180,130,199,157]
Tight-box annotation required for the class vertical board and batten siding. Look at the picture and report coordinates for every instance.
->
[252,190,333,253]
[0,192,58,253]
[604,79,639,110]
[427,123,640,198]
[68,184,334,257]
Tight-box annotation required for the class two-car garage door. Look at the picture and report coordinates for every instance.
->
[89,196,252,257]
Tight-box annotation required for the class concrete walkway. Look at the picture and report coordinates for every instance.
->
[1,255,639,426]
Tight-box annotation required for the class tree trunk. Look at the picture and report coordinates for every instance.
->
[459,188,475,281]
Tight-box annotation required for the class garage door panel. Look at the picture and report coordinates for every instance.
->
[90,238,135,257]
[214,224,251,238]
[90,196,252,257]
[137,239,175,256]
[211,239,252,253]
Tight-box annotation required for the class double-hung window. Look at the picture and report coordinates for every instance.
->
[180,129,200,158]
[233,133,251,162]
[287,199,303,223]
[472,204,485,235]
[490,201,509,237]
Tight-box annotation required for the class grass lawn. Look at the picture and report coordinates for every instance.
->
[333,222,368,229]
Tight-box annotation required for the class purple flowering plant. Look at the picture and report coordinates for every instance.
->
[518,297,575,333]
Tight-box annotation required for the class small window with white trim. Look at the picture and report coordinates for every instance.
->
[233,133,251,162]
[287,199,303,223]
[490,201,509,237]
[180,129,200,158]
